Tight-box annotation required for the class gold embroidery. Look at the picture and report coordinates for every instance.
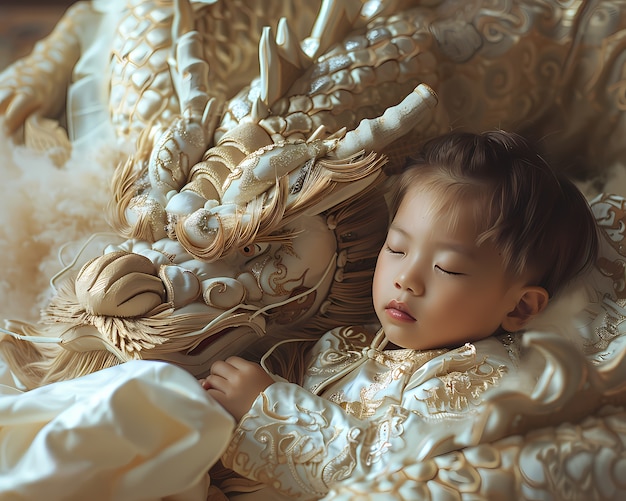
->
[232,394,363,495]
[306,326,372,393]
[364,406,410,466]
[421,360,507,413]
[329,348,446,419]
[589,296,626,355]
[321,428,361,486]
[592,194,626,298]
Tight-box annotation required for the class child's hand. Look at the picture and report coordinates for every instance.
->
[200,357,274,421]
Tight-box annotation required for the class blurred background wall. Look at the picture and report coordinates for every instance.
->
[0,1,75,69]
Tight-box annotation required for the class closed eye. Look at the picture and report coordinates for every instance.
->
[435,265,465,276]
[385,245,404,255]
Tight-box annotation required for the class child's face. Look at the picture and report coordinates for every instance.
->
[372,186,528,350]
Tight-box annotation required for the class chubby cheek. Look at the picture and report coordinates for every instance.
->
[442,292,502,338]
[371,259,389,316]
[420,286,472,327]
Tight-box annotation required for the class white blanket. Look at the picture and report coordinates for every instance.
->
[0,357,234,500]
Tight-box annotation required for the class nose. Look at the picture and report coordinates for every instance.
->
[394,268,424,295]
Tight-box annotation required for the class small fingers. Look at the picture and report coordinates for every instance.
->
[209,359,236,378]
[202,372,227,393]
[209,356,251,376]
[205,357,269,393]
[205,387,229,410]
[223,356,270,377]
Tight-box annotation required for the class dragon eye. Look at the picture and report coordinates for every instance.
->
[239,243,268,257]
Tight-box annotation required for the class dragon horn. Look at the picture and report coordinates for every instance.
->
[259,18,311,107]
[302,0,363,59]
[331,84,438,160]
[172,0,194,40]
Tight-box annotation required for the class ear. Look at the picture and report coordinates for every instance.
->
[501,286,550,332]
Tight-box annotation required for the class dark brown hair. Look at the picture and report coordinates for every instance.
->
[390,130,598,297]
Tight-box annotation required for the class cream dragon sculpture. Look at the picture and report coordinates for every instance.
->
[0,0,443,382]
[2,0,626,499]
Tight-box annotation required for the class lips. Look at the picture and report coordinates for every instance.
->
[385,299,416,322]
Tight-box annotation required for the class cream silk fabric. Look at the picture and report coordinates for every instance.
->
[0,359,234,500]
[221,328,526,499]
